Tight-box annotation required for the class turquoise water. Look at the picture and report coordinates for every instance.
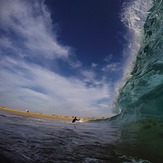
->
[113,0,163,161]
[116,0,163,121]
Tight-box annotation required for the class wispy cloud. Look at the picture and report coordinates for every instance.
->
[102,62,121,72]
[0,0,114,117]
[91,62,98,68]
[0,0,69,59]
[0,57,112,117]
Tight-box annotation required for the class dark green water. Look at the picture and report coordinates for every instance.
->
[114,0,163,162]
[117,0,163,121]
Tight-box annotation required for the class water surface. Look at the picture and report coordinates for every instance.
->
[0,111,151,163]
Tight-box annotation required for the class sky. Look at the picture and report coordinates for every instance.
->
[0,0,129,118]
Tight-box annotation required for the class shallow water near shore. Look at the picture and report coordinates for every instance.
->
[0,110,157,163]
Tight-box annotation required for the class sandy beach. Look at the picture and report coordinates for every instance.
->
[0,106,92,122]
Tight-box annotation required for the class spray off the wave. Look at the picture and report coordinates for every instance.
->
[113,0,153,114]
[116,0,163,121]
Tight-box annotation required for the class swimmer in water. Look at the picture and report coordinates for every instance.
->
[72,117,80,123]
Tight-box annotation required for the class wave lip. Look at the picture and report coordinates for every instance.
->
[116,0,163,121]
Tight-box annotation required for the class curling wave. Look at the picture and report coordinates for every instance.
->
[116,0,163,121]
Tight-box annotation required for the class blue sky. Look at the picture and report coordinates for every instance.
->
[0,0,145,117]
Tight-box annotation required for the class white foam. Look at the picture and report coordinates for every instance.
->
[120,154,151,163]
[113,0,153,113]
[83,158,99,163]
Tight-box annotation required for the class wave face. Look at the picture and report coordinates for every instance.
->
[116,0,163,121]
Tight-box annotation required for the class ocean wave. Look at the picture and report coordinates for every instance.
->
[113,0,153,114]
[116,0,163,121]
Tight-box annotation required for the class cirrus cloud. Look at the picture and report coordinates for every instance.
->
[0,0,69,59]
[0,57,112,117]
[0,0,114,118]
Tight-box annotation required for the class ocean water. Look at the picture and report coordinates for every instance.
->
[117,0,163,121]
[0,110,153,163]
[114,0,163,162]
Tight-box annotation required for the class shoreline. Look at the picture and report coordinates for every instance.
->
[0,106,93,122]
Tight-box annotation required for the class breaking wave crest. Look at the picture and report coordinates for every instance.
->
[116,0,163,121]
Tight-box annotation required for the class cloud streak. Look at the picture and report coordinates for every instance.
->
[0,0,114,117]
[0,57,111,117]
[102,62,122,72]
[0,0,69,59]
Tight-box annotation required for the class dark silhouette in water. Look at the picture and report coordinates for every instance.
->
[72,117,80,123]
